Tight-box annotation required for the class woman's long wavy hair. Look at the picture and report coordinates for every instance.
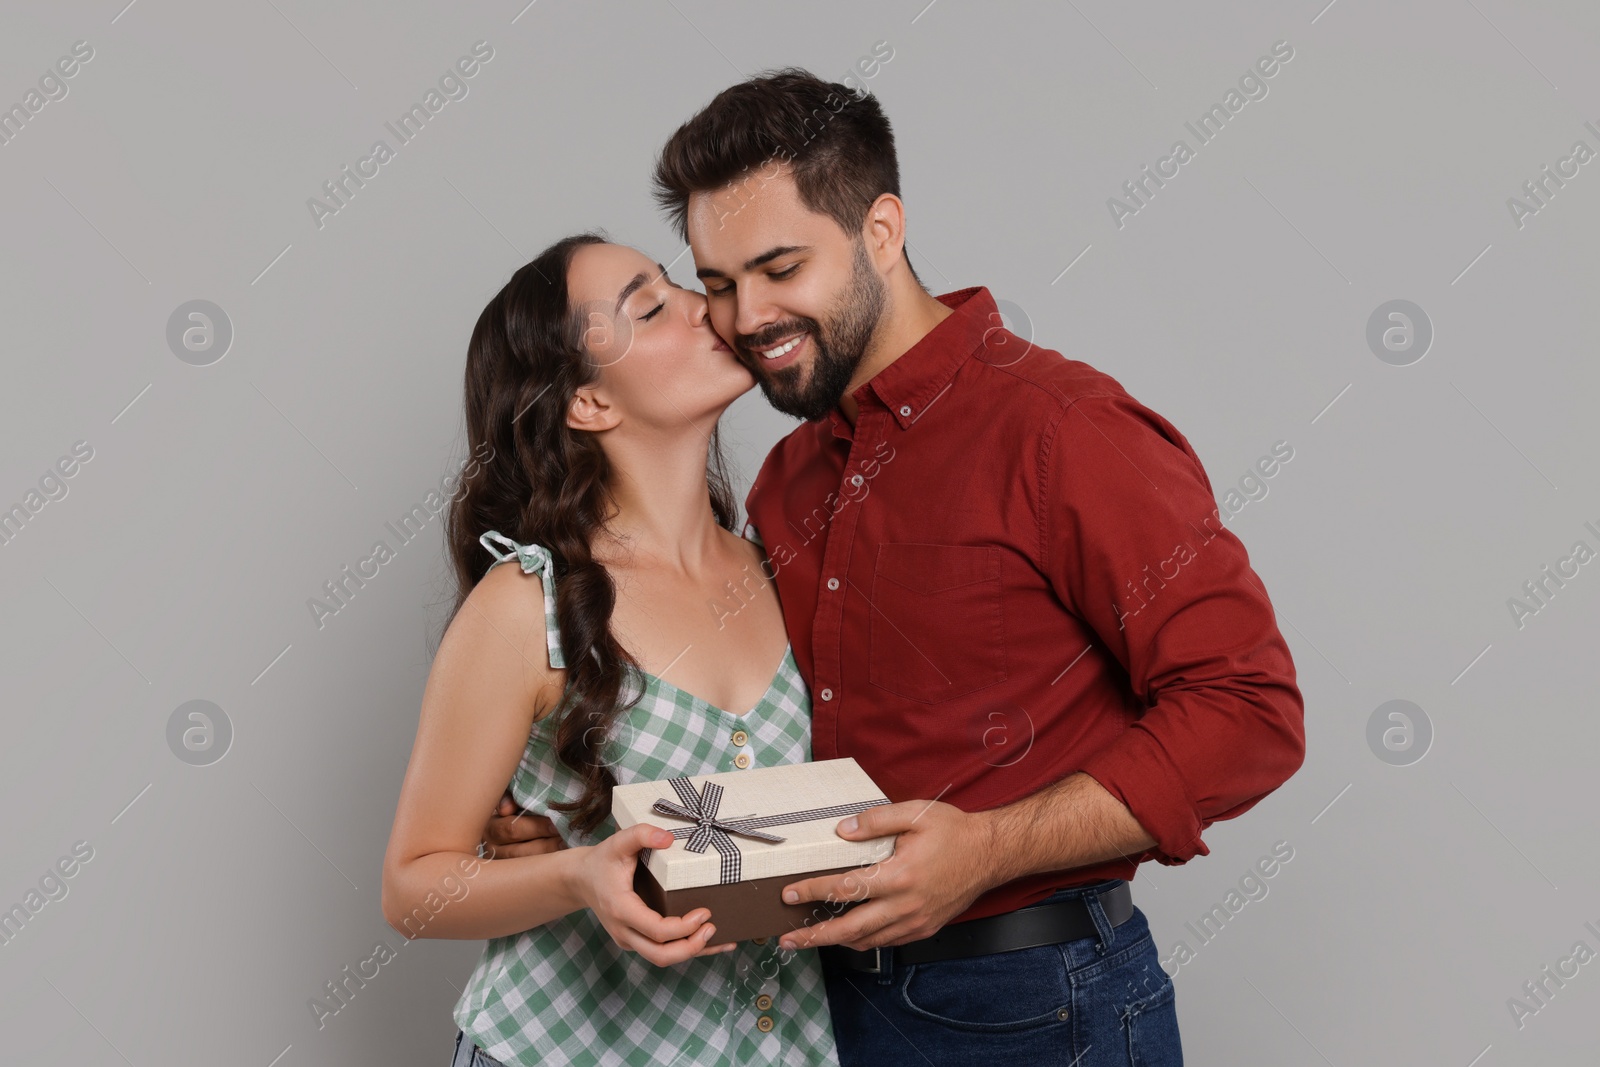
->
[443,232,740,836]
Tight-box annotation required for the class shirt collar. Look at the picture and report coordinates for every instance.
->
[833,286,997,432]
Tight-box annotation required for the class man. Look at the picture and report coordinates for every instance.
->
[488,69,1305,1063]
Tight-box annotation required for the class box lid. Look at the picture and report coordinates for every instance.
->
[611,758,897,890]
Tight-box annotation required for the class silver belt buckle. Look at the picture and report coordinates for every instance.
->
[862,946,882,973]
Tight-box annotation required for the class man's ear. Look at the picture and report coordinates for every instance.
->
[566,384,619,433]
[862,193,907,272]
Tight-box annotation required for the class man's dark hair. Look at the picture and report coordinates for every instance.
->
[652,67,916,278]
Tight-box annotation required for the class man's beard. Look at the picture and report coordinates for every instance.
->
[741,241,886,422]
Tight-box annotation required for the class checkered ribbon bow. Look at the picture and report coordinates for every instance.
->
[650,775,892,884]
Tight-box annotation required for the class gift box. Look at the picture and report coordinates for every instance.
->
[611,757,898,946]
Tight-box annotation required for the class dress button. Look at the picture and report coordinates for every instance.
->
[826,578,840,590]
[899,405,912,417]
[849,474,863,486]
[752,936,768,945]
[731,729,748,747]
[756,994,773,1011]
[734,752,751,769]
[756,1015,774,1032]
[819,688,833,701]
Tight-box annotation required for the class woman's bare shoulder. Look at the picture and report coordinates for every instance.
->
[440,563,568,723]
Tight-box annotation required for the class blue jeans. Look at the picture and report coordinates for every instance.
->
[450,1028,503,1067]
[819,880,1183,1066]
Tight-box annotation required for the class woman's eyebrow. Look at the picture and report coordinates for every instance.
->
[615,263,674,312]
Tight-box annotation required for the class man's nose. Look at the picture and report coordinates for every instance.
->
[734,292,779,343]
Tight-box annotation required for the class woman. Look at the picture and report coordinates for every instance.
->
[381,233,839,1067]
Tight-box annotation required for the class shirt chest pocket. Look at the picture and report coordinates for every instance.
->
[868,543,1008,704]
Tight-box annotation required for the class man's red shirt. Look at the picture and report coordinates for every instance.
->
[742,286,1306,924]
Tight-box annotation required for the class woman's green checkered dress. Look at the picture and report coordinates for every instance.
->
[452,529,840,1067]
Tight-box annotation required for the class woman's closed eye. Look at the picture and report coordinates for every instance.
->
[637,273,688,321]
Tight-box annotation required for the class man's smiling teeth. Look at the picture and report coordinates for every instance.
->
[761,336,804,360]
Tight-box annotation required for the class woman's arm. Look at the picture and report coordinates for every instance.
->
[381,563,588,938]
[380,566,730,961]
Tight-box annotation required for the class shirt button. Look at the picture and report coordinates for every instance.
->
[899,405,912,417]
[849,474,863,486]
[826,578,840,591]
[731,729,748,747]
[756,994,773,1011]
[756,1015,774,1032]
[819,688,833,701]
[734,752,751,769]
[752,936,768,945]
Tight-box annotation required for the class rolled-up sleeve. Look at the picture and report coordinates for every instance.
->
[1041,392,1306,865]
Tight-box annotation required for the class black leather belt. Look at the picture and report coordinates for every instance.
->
[821,881,1133,972]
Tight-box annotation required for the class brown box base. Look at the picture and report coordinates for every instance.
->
[632,859,869,947]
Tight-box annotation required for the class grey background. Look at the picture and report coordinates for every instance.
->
[2,1,1597,1064]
